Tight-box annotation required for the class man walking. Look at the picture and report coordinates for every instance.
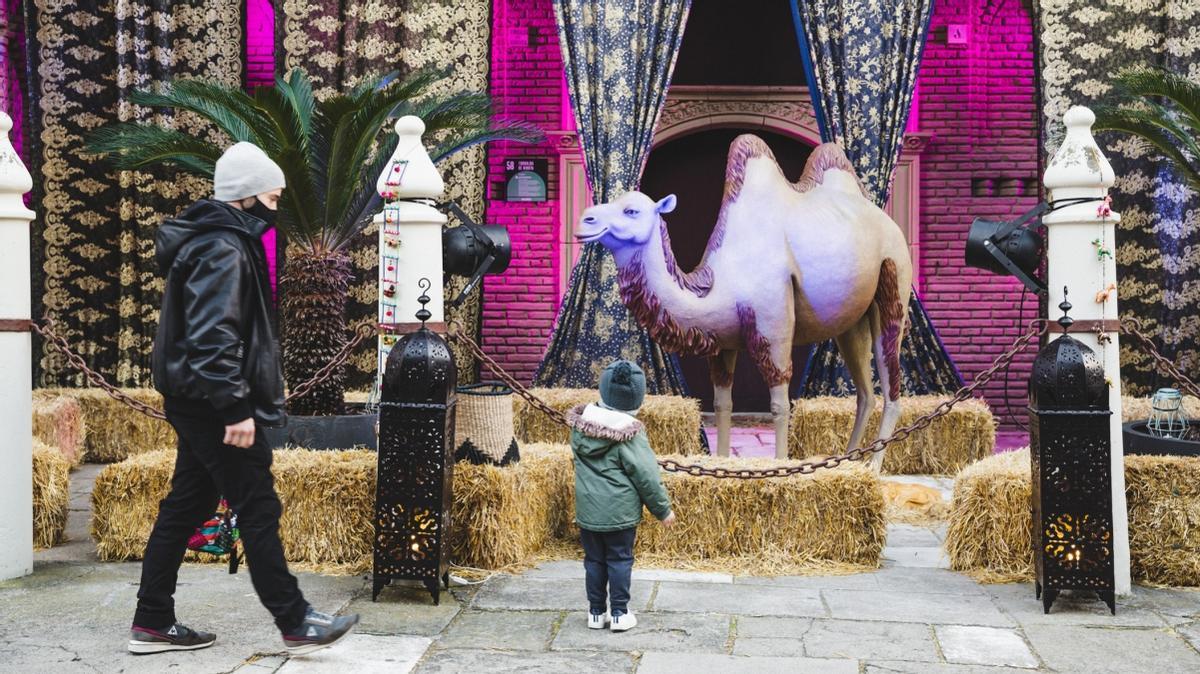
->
[130,142,358,656]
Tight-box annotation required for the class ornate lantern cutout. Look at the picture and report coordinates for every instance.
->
[1148,388,1189,439]
[373,279,457,604]
[1028,288,1115,615]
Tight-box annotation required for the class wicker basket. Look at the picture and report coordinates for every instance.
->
[454,383,520,466]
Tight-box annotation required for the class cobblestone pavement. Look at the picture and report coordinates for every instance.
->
[2,466,1197,673]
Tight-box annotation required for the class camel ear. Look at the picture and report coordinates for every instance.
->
[655,194,677,214]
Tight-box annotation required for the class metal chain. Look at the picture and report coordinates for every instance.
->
[1120,317,1200,400]
[448,318,1050,479]
[32,318,377,418]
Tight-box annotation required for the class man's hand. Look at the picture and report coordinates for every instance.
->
[662,511,677,528]
[223,418,256,448]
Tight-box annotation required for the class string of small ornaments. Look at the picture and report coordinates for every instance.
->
[1092,195,1115,345]
[377,159,408,392]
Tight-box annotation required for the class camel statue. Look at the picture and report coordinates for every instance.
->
[575,136,912,468]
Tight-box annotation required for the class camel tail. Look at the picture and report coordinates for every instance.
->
[875,258,906,401]
[795,143,870,199]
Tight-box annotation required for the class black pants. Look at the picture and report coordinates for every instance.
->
[580,527,636,616]
[134,404,308,632]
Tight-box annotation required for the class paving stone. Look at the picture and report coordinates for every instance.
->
[521,561,730,584]
[734,573,880,591]
[1024,625,1200,674]
[804,618,940,662]
[415,649,633,673]
[276,634,430,673]
[553,611,729,653]
[436,610,558,650]
[471,575,652,611]
[882,546,950,569]
[864,661,1027,673]
[235,655,288,671]
[731,636,807,657]
[986,582,1167,628]
[1124,586,1200,624]
[653,581,825,617]
[823,589,1013,626]
[870,566,986,595]
[1177,623,1200,652]
[935,625,1038,668]
[734,616,812,639]
[886,524,943,548]
[638,652,856,674]
[347,583,460,636]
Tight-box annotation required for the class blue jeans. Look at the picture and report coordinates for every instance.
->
[580,527,636,616]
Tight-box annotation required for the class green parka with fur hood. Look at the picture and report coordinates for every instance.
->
[566,403,673,532]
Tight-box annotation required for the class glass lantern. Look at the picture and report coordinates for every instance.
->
[1148,388,1189,439]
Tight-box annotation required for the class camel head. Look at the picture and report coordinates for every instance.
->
[575,191,676,251]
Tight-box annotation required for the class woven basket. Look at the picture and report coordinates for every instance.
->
[454,383,520,466]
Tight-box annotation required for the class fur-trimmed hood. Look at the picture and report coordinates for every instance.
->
[566,403,644,455]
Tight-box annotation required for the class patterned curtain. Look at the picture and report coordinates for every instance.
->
[278,0,489,386]
[24,1,242,386]
[1039,2,1200,393]
[791,0,965,397]
[534,0,691,393]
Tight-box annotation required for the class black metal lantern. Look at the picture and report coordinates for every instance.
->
[1028,289,1115,615]
[373,279,457,604]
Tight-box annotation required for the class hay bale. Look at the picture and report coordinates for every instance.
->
[513,388,703,456]
[1126,455,1200,587]
[32,391,86,466]
[43,388,175,463]
[790,395,995,475]
[945,448,1033,582]
[32,440,71,549]
[92,448,377,572]
[449,444,573,569]
[1121,394,1200,422]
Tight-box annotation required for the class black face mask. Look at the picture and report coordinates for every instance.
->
[245,199,277,226]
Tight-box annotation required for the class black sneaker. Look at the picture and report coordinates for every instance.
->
[128,623,216,654]
[282,607,360,655]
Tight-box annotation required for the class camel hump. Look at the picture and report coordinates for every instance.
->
[796,143,869,198]
[724,134,783,202]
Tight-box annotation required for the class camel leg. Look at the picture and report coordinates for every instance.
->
[835,315,876,459]
[736,304,794,460]
[869,259,909,472]
[769,383,791,460]
[709,350,737,458]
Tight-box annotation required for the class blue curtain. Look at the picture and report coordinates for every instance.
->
[535,0,692,394]
[791,0,964,397]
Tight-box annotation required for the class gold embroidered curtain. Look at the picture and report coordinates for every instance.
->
[25,0,242,386]
[278,0,490,386]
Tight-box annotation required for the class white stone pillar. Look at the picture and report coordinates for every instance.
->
[0,111,36,580]
[1043,106,1131,596]
[374,116,447,394]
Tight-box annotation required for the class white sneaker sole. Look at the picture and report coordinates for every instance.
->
[587,620,609,630]
[285,622,358,656]
[128,639,215,654]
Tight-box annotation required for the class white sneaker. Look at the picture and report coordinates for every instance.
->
[587,611,610,629]
[610,611,637,632]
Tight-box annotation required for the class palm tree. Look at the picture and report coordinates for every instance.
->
[1093,67,1200,192]
[89,69,542,415]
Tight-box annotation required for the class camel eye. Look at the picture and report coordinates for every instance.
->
[623,208,639,217]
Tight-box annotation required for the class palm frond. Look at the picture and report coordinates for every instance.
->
[408,92,493,134]
[86,124,222,176]
[1110,67,1200,135]
[430,121,546,163]
[329,135,400,251]
[132,80,273,148]
[1093,108,1200,192]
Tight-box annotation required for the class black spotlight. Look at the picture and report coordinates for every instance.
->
[440,202,512,307]
[965,202,1048,297]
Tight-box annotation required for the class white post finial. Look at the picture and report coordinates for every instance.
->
[0,109,35,581]
[373,116,448,396]
[1042,105,1131,596]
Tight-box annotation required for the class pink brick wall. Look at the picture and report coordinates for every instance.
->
[246,0,276,89]
[484,0,1040,429]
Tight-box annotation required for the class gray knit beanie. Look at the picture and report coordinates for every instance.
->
[213,142,286,202]
[599,360,646,413]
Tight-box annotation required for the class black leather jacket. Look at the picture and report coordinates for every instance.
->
[152,200,285,427]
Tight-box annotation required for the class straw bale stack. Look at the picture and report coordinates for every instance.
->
[945,448,1033,582]
[790,395,995,475]
[450,444,573,569]
[1126,454,1200,586]
[513,389,703,456]
[33,440,71,549]
[42,388,175,462]
[32,391,87,466]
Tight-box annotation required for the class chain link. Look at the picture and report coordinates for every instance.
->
[284,322,377,403]
[448,318,1051,479]
[1119,317,1200,400]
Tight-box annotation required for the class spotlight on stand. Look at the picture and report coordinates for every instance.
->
[439,202,512,307]
[965,202,1049,298]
